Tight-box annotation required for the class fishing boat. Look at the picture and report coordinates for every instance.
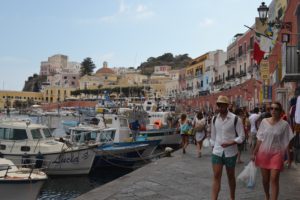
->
[0,158,47,200]
[68,125,161,168]
[138,111,180,147]
[0,119,97,175]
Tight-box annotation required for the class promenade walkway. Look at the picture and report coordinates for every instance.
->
[76,144,300,200]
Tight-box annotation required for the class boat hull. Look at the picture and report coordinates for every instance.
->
[0,179,45,200]
[93,140,160,168]
[139,128,181,146]
[2,147,96,175]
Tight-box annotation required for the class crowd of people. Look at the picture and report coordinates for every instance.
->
[176,95,297,200]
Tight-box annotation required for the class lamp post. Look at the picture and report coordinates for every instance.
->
[257,2,292,31]
[257,2,268,24]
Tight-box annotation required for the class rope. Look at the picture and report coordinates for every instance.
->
[94,147,167,162]
[96,150,167,169]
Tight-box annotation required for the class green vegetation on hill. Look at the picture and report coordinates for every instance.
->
[138,53,192,75]
[23,74,47,92]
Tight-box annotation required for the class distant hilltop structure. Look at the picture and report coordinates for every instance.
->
[40,54,81,76]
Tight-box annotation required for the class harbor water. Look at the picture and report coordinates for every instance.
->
[38,168,132,199]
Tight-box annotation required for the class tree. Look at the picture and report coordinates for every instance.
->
[33,82,40,92]
[80,57,96,76]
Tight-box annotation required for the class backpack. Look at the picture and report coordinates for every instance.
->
[130,121,140,130]
[180,123,191,134]
[213,115,238,137]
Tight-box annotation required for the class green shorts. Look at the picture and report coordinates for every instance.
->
[211,153,238,168]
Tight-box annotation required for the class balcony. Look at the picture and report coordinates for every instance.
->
[225,74,235,81]
[185,75,192,80]
[236,71,247,78]
[213,79,224,85]
[199,90,210,96]
[195,71,203,77]
[225,57,236,65]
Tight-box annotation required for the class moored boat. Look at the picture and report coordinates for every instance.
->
[0,158,47,200]
[68,125,161,168]
[0,119,97,175]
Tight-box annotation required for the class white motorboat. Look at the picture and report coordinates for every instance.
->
[96,109,180,147]
[0,119,97,175]
[0,158,47,200]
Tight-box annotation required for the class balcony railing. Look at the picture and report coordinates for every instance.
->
[225,74,235,81]
[213,79,224,85]
[195,72,203,77]
[225,57,236,65]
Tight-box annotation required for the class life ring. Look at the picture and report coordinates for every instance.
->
[153,120,162,129]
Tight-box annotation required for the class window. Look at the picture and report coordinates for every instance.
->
[42,129,52,138]
[250,37,254,49]
[11,129,28,140]
[21,146,30,152]
[99,130,115,142]
[0,128,10,139]
[31,129,43,139]
[119,118,128,127]
[0,144,6,150]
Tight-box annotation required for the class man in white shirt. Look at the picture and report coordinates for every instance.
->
[210,95,245,200]
[248,107,260,152]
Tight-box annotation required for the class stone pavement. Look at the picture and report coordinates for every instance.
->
[76,144,300,200]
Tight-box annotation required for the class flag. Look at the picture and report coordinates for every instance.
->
[254,41,265,65]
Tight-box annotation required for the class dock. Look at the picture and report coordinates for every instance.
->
[76,144,300,200]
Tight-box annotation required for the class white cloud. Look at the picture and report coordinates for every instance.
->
[199,18,215,27]
[77,1,155,25]
[119,0,130,14]
[135,4,155,20]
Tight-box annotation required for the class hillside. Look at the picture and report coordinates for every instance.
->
[23,74,47,92]
[137,53,192,75]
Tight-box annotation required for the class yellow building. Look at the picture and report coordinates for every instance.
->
[42,86,75,103]
[95,64,118,86]
[79,75,103,90]
[118,72,147,86]
[186,53,208,77]
[0,90,43,109]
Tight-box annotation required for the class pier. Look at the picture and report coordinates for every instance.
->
[76,144,300,200]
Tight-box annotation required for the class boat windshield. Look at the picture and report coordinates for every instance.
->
[31,129,43,139]
[42,128,52,138]
[0,128,28,140]
[72,130,97,143]
[99,130,115,142]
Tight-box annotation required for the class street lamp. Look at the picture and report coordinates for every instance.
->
[257,2,292,31]
[257,2,268,24]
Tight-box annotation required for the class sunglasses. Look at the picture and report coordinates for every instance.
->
[270,107,280,111]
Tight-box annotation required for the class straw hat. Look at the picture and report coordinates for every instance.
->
[216,95,229,104]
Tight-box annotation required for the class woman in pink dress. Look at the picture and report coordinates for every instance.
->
[252,102,293,200]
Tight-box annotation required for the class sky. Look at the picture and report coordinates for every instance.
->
[0,0,271,91]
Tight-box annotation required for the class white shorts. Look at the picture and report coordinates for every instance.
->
[195,132,205,142]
